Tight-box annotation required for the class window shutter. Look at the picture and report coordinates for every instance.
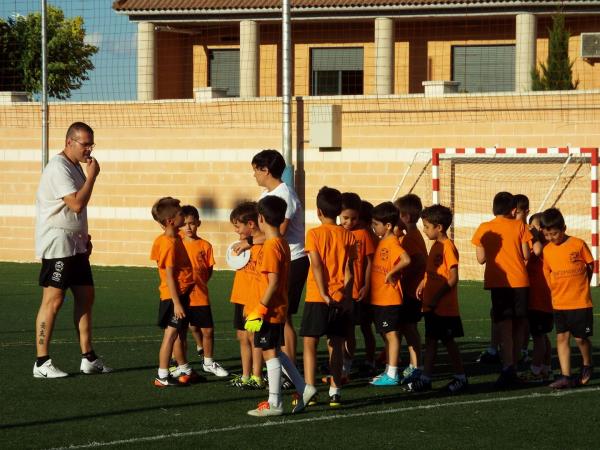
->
[452,45,515,93]
[209,50,240,97]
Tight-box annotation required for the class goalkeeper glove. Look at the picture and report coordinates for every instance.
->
[244,303,268,332]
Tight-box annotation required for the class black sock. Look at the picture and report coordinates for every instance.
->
[36,355,50,367]
[82,350,97,362]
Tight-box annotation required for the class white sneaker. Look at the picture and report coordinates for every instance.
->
[80,357,113,374]
[33,359,68,378]
[202,361,229,377]
[247,401,283,417]
[292,384,317,414]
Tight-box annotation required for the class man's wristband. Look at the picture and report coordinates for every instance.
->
[246,236,253,246]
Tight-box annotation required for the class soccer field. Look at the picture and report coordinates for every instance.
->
[1,262,599,449]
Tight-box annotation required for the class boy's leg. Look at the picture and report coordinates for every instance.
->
[72,285,95,354]
[512,317,527,366]
[172,328,188,365]
[189,325,204,355]
[445,338,465,375]
[423,337,437,377]
[282,319,297,365]
[159,326,179,371]
[543,334,552,368]
[399,323,421,369]
[555,331,571,376]
[360,319,376,366]
[249,333,264,379]
[574,337,592,368]
[327,335,345,388]
[263,348,282,407]
[303,336,319,386]
[35,286,65,357]
[531,334,545,369]
[498,319,515,368]
[237,329,252,379]
[200,327,214,359]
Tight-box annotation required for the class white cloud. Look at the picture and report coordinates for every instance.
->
[85,32,103,47]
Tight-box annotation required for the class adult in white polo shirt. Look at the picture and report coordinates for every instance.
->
[237,149,309,367]
[33,122,111,378]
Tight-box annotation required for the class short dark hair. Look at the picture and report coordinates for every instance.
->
[421,204,453,232]
[394,194,423,224]
[540,207,566,231]
[528,212,543,226]
[258,196,287,227]
[230,201,258,224]
[341,192,361,212]
[151,197,180,225]
[66,122,94,140]
[359,200,374,224]
[493,191,515,216]
[181,205,199,221]
[514,194,529,212]
[317,186,343,219]
[372,201,398,227]
[251,149,286,179]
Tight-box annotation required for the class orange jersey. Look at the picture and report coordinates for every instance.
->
[150,234,194,301]
[527,245,552,313]
[245,237,290,323]
[305,223,356,303]
[542,236,593,310]
[351,228,376,299]
[471,216,532,288]
[230,244,263,305]
[182,238,215,307]
[370,236,407,306]
[422,239,460,316]
[399,228,428,299]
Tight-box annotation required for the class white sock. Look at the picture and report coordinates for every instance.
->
[387,366,398,378]
[329,386,341,396]
[277,350,306,394]
[204,357,214,366]
[158,368,169,378]
[266,358,282,407]
[177,363,191,375]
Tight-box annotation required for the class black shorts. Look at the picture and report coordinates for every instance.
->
[424,313,464,343]
[350,300,372,326]
[157,294,190,330]
[254,322,284,350]
[399,296,423,324]
[528,310,554,336]
[300,302,348,338]
[233,303,246,331]
[490,287,528,323]
[39,253,94,289]
[372,305,402,334]
[554,308,594,338]
[288,256,309,315]
[188,305,214,328]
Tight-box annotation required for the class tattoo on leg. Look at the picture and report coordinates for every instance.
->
[39,322,46,345]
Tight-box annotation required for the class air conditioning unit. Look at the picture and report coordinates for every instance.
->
[581,33,600,58]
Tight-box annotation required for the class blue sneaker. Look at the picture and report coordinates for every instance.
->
[369,370,387,384]
[371,373,399,386]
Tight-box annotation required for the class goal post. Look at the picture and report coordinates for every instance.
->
[431,147,599,286]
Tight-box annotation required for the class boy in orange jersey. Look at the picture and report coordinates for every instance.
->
[540,208,594,389]
[521,212,553,382]
[229,202,265,389]
[246,196,317,416]
[472,192,533,388]
[409,204,467,393]
[370,202,411,387]
[300,186,356,407]
[394,193,427,384]
[150,197,203,387]
[180,205,228,378]
[337,192,376,381]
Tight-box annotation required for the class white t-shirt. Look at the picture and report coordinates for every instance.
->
[259,182,306,261]
[35,154,89,259]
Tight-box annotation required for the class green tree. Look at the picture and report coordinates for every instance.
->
[532,12,579,90]
[0,6,98,99]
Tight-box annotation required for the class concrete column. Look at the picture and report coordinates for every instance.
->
[240,20,259,98]
[137,22,155,100]
[515,13,537,92]
[375,17,394,95]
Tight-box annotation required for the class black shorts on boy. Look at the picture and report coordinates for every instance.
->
[371,305,402,334]
[490,287,528,323]
[399,296,423,324]
[300,302,348,338]
[233,303,246,331]
[188,305,214,328]
[157,293,190,330]
[554,308,593,338]
[528,310,554,336]
[424,312,464,343]
[39,252,94,289]
[254,322,284,350]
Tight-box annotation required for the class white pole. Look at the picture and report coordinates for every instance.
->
[41,0,49,169]
[281,0,293,188]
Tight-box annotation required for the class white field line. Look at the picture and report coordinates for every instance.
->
[47,386,600,450]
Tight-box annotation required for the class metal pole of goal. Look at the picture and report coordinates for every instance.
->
[281,0,294,189]
[41,0,49,169]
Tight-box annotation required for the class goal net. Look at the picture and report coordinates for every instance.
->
[432,147,599,285]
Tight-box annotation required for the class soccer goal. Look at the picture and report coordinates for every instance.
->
[431,147,599,285]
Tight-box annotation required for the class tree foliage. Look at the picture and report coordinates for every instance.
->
[532,12,579,91]
[0,5,98,99]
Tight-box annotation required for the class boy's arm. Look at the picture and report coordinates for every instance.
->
[429,266,458,311]
[385,252,411,284]
[260,272,279,307]
[586,263,594,283]
[165,267,185,319]
[475,246,486,264]
[358,254,373,301]
[308,250,333,304]
[232,231,266,254]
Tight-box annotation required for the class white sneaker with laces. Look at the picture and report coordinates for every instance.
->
[80,357,113,374]
[33,359,68,378]
[292,384,317,414]
[202,361,229,377]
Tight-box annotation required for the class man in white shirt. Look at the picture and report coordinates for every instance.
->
[33,122,111,378]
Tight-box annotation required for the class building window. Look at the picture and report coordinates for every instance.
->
[209,49,240,97]
[452,45,515,93]
[311,47,363,95]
